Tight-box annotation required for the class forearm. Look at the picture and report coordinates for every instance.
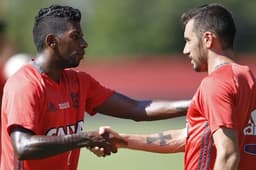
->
[213,128,240,170]
[110,99,190,121]
[119,129,186,153]
[143,100,191,120]
[12,131,104,160]
[96,92,190,121]
[214,152,240,170]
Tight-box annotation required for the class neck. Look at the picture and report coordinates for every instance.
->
[35,53,63,83]
[207,49,235,74]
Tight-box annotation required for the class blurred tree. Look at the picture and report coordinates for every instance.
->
[5,0,47,55]
[3,0,256,58]
[86,0,186,57]
[230,0,256,53]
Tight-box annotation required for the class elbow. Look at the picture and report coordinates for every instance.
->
[227,152,240,169]
[10,128,39,160]
[15,153,26,160]
[218,151,240,169]
[227,151,240,166]
[126,110,149,122]
[130,115,150,122]
[232,152,240,166]
[131,117,145,122]
[13,144,28,160]
[12,140,33,160]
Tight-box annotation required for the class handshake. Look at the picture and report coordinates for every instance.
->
[86,126,127,157]
[85,126,186,157]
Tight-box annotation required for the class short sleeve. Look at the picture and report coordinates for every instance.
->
[199,75,236,133]
[78,72,114,115]
[3,75,42,135]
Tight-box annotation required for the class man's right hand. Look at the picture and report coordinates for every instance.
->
[83,130,114,156]
[87,126,128,157]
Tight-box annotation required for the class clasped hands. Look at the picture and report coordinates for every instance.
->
[87,126,126,157]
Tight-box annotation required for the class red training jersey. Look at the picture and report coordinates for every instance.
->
[185,63,256,170]
[0,63,114,170]
[0,60,7,164]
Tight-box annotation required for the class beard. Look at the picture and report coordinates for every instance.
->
[194,40,208,72]
[64,53,83,68]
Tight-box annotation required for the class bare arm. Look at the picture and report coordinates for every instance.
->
[100,127,186,153]
[10,126,114,160]
[95,92,191,121]
[213,127,240,170]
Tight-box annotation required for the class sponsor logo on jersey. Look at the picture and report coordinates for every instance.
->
[48,102,57,112]
[243,109,256,136]
[70,92,79,108]
[46,120,84,136]
[244,144,256,155]
[48,92,79,112]
[243,109,256,155]
[58,102,70,109]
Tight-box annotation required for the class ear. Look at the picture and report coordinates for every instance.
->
[203,31,215,48]
[45,34,57,49]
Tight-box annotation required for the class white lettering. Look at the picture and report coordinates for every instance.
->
[76,121,84,133]
[243,123,256,135]
[57,127,66,136]
[67,125,75,135]
[243,109,256,136]
[46,120,84,136]
[47,129,57,136]
[58,102,70,109]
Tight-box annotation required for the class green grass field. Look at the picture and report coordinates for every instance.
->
[78,114,185,170]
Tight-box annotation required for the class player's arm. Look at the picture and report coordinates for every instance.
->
[213,127,240,170]
[120,128,186,153]
[10,125,114,160]
[95,92,191,121]
[96,127,186,154]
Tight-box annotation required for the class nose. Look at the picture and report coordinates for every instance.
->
[183,43,189,55]
[80,38,88,49]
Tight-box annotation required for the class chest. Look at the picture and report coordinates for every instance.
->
[37,78,85,135]
[187,97,207,127]
[45,85,81,112]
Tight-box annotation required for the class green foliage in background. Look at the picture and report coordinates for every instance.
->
[3,0,256,59]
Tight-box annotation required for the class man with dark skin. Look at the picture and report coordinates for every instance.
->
[0,5,190,170]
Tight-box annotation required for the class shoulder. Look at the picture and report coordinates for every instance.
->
[231,63,255,82]
[206,63,255,88]
[63,68,97,82]
[202,64,237,86]
[199,64,237,96]
[4,64,42,93]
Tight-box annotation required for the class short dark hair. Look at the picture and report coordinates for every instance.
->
[181,3,236,50]
[33,5,81,52]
